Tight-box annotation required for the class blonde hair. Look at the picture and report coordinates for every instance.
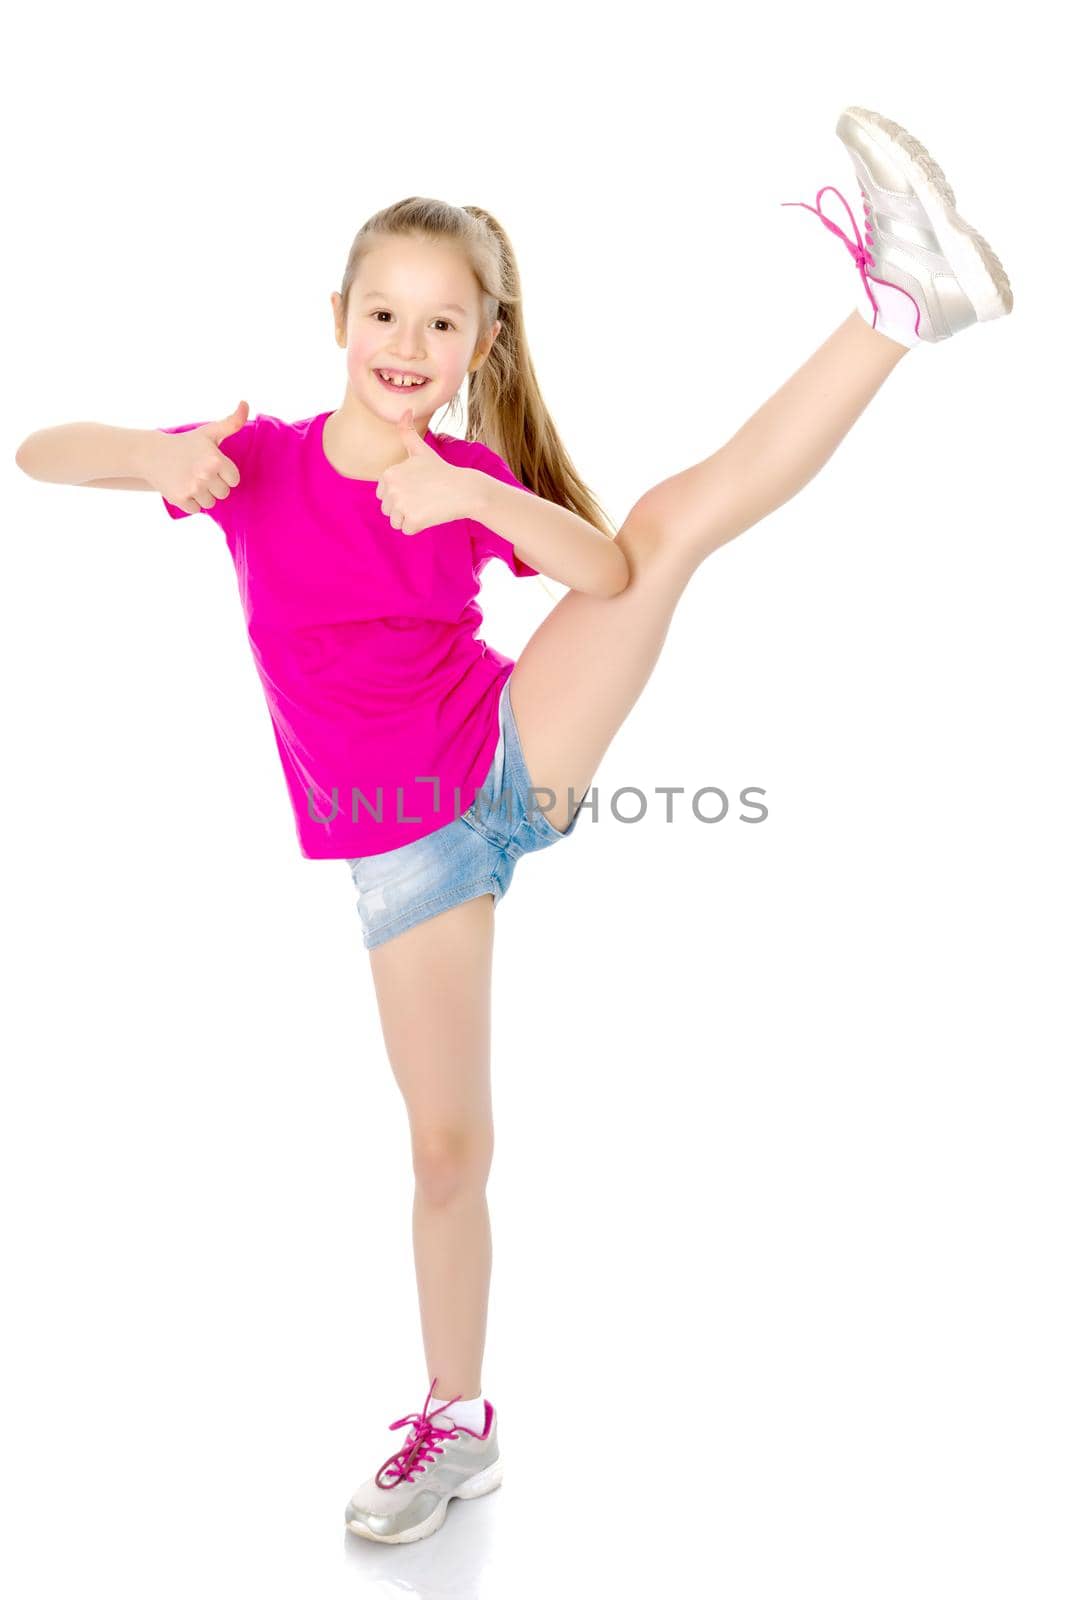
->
[337,197,618,560]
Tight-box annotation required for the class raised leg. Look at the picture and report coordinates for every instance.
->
[509,310,909,833]
[365,892,497,1405]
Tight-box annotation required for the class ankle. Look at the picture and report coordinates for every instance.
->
[431,1382,481,1404]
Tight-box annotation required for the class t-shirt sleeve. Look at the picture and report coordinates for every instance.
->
[155,416,261,538]
[465,440,541,578]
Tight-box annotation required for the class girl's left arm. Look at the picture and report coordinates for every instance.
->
[468,473,630,597]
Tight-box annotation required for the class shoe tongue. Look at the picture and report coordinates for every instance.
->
[429,1395,480,1430]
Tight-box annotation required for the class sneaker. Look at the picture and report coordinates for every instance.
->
[782,104,1013,343]
[344,1380,503,1544]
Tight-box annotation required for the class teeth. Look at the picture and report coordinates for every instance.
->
[378,371,427,387]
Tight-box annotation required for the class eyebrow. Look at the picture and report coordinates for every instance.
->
[360,290,468,317]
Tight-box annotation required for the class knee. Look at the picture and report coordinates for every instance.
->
[411,1126,494,1204]
[619,486,719,581]
[613,503,695,587]
[619,491,670,544]
[629,472,737,565]
[611,502,663,567]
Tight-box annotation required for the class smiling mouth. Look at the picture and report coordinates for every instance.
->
[374,369,431,391]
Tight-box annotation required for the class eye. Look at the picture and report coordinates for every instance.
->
[371,311,455,331]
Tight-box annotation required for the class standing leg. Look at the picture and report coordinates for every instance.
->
[510,311,907,834]
[365,892,497,1405]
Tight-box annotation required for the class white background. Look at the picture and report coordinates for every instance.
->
[4,2,1063,1596]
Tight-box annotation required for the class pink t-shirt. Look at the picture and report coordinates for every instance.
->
[158,410,539,859]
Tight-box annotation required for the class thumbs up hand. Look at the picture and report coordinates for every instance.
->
[146,400,251,514]
[200,400,250,447]
[376,410,478,535]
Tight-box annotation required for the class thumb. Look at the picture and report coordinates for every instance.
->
[397,408,431,455]
[203,400,250,443]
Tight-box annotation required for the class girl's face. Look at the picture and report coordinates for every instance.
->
[333,238,499,427]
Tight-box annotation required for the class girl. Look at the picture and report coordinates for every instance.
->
[15,104,1012,1546]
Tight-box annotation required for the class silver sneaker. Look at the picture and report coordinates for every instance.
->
[344,1382,502,1544]
[783,105,1013,343]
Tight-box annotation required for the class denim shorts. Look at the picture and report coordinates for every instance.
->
[345,672,587,950]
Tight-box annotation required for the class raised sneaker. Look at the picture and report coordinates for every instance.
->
[781,104,1013,346]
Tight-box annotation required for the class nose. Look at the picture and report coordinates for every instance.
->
[388,321,426,360]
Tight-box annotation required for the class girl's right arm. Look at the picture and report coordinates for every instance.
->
[14,401,251,515]
[15,423,166,488]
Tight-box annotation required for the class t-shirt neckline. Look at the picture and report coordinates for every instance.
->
[314,408,441,489]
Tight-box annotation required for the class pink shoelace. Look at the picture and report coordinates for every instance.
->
[781,183,922,339]
[375,1376,465,1490]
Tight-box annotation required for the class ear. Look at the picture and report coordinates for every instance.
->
[469,318,503,376]
[330,291,345,348]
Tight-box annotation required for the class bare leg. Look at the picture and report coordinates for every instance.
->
[509,311,909,833]
[365,892,496,1403]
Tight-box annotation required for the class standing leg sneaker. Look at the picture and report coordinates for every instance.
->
[344,1379,503,1544]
